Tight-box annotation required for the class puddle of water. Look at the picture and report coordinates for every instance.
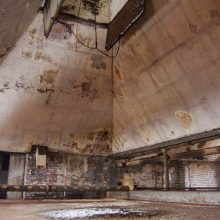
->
[41,207,161,219]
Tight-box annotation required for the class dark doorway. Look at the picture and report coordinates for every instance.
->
[0,152,10,199]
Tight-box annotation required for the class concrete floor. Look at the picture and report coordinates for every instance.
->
[0,199,219,220]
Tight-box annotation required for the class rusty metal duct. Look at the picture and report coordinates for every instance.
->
[106,0,145,50]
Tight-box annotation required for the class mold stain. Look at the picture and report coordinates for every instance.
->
[68,128,112,154]
[81,81,97,102]
[34,51,53,64]
[37,88,54,94]
[90,54,107,70]
[29,28,37,39]
[82,0,103,15]
[175,111,193,129]
[0,82,10,93]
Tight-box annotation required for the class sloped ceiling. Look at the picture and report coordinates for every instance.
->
[113,0,220,153]
[1,0,220,156]
[0,13,113,155]
[0,0,41,64]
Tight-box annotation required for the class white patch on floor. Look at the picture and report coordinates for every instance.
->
[41,207,145,219]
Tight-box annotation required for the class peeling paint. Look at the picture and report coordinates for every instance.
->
[40,70,58,84]
[34,51,53,63]
[22,51,32,60]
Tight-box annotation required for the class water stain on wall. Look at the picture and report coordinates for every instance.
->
[90,54,107,70]
[82,0,103,15]
[114,66,124,81]
[68,128,112,154]
[175,111,193,129]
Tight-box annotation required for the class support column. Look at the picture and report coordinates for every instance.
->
[162,149,169,191]
[7,153,25,199]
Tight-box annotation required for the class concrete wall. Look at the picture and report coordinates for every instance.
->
[24,152,116,198]
[116,156,220,189]
[113,0,220,153]
[107,191,220,205]
[0,13,113,155]
[7,154,25,199]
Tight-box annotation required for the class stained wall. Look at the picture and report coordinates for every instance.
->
[0,14,113,155]
[113,0,220,153]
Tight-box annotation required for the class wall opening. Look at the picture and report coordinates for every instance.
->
[0,152,10,199]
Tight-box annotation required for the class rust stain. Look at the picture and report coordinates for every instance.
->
[29,28,37,38]
[114,66,124,81]
[40,70,58,84]
[175,111,193,129]
[90,54,107,70]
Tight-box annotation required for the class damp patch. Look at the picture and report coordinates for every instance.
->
[41,207,161,219]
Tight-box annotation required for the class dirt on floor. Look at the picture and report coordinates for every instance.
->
[0,199,219,220]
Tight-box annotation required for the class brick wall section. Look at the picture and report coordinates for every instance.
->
[116,162,164,188]
[116,156,220,189]
[24,152,116,198]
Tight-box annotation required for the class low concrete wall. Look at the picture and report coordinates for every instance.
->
[7,154,25,199]
[107,191,220,205]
